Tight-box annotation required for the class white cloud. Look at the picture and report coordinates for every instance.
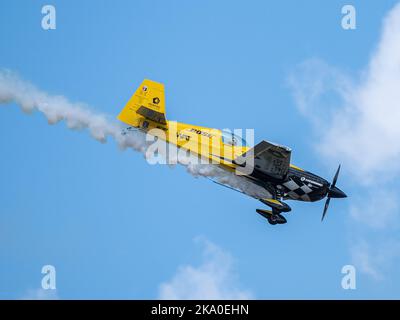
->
[350,190,399,230]
[289,3,400,183]
[350,241,382,280]
[21,288,59,300]
[350,239,400,281]
[289,3,400,280]
[158,237,253,300]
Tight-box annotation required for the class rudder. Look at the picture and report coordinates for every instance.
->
[117,79,167,128]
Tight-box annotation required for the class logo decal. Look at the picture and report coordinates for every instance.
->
[304,178,323,187]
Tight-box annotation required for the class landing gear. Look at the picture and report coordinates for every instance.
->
[257,186,291,225]
[267,213,287,225]
[256,208,287,225]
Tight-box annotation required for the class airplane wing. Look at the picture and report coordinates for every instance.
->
[234,140,291,180]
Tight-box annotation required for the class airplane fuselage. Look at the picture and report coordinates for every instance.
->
[118,79,347,225]
[125,119,344,203]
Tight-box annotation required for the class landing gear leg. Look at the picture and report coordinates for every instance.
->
[257,185,288,225]
[270,188,287,225]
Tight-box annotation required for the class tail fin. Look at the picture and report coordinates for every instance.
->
[117,79,167,128]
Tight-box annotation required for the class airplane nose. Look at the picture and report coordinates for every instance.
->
[329,186,347,198]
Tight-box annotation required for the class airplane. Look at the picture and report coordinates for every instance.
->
[117,79,347,225]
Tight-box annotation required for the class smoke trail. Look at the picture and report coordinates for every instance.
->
[0,70,269,199]
[0,70,147,151]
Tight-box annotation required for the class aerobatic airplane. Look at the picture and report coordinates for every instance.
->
[117,79,347,225]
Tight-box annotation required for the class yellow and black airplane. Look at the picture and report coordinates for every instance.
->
[117,80,347,225]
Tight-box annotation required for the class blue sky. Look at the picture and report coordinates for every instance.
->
[1,0,400,299]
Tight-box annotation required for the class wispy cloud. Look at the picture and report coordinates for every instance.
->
[349,241,382,280]
[350,239,400,281]
[21,288,59,300]
[290,4,400,183]
[349,190,399,230]
[289,3,400,279]
[158,237,253,300]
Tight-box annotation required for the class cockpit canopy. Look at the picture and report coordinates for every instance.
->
[221,130,248,147]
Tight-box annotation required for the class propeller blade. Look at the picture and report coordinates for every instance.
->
[321,196,331,221]
[331,164,341,188]
[321,165,346,222]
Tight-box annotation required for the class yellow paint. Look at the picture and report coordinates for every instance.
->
[256,209,273,215]
[117,79,299,174]
[263,199,282,206]
[290,164,304,171]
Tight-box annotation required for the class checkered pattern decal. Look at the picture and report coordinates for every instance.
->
[282,177,314,201]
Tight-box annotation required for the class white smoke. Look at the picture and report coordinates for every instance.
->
[0,70,269,200]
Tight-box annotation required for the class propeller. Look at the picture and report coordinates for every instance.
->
[321,165,346,221]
